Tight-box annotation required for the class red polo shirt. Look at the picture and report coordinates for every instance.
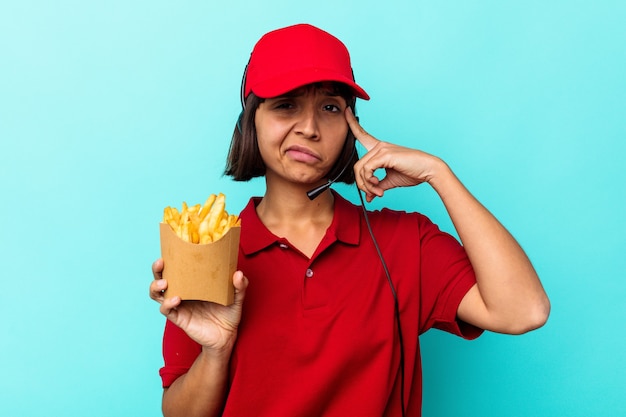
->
[160,192,482,416]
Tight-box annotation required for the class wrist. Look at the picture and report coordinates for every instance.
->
[201,339,236,362]
[425,157,451,187]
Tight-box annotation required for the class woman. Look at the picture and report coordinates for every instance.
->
[149,23,550,417]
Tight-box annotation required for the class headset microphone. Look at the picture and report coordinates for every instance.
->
[306,146,356,200]
[306,182,333,200]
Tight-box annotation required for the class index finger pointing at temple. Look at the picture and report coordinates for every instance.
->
[345,107,378,151]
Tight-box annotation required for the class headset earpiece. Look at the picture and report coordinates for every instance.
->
[240,63,249,110]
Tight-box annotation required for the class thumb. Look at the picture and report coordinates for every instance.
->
[232,271,248,306]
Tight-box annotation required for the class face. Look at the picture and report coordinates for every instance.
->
[254,84,349,186]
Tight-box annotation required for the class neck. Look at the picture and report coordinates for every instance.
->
[257,178,335,227]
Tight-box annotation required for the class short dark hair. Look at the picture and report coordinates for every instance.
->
[224,83,358,185]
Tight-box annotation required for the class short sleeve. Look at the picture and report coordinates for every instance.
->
[416,214,483,339]
[159,319,202,388]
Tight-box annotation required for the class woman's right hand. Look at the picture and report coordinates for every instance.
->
[150,258,249,352]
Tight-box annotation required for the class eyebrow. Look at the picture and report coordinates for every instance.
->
[277,85,343,99]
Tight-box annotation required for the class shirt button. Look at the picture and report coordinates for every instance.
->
[305,268,314,278]
[279,243,288,249]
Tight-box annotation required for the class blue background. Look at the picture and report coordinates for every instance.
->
[1,1,624,416]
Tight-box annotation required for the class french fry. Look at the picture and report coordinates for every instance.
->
[162,193,239,244]
[205,194,226,239]
[198,194,216,220]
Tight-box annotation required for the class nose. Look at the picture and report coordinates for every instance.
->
[294,106,320,140]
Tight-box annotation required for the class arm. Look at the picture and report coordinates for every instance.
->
[346,108,550,334]
[161,347,231,417]
[150,259,249,416]
[426,162,549,334]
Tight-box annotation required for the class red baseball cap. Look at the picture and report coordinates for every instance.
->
[243,24,370,101]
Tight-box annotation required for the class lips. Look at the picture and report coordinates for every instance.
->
[285,145,321,163]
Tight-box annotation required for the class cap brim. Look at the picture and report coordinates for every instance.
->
[250,68,370,100]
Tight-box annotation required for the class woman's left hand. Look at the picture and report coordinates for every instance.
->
[345,107,443,202]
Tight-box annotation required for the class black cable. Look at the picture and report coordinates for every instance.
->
[357,189,406,417]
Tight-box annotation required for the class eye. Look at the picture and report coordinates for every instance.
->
[264,96,295,110]
[323,104,341,113]
[274,101,294,110]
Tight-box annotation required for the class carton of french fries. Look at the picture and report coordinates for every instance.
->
[159,193,241,305]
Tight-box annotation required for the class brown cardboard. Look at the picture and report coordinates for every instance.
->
[159,222,240,305]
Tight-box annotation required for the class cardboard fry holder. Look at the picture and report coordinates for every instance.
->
[159,223,240,305]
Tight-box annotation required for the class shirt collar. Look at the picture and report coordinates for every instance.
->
[239,190,361,256]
